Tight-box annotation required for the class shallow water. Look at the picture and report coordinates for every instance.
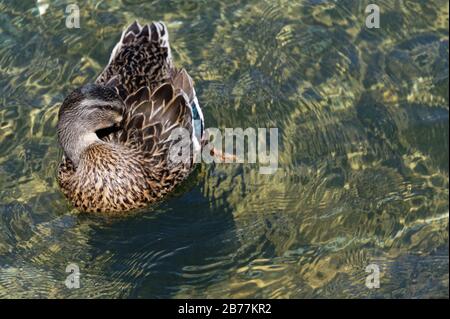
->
[0,0,448,298]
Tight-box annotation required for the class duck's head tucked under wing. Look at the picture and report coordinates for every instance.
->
[57,84,125,167]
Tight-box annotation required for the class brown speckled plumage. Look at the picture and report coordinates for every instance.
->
[57,21,204,213]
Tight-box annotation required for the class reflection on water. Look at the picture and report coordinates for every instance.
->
[0,0,448,298]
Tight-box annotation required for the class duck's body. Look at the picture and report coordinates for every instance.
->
[57,21,204,213]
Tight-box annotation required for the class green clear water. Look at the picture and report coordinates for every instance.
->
[0,0,448,298]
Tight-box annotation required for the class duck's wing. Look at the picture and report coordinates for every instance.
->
[171,68,204,143]
[96,21,173,99]
[112,83,194,167]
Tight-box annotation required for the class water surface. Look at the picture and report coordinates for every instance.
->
[0,0,448,298]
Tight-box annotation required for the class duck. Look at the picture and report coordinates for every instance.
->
[57,21,204,213]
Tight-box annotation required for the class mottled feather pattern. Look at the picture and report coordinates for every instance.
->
[58,21,202,213]
[97,21,173,98]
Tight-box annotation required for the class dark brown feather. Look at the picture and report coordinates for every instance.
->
[58,21,201,214]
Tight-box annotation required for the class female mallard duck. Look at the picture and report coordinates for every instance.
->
[57,21,204,213]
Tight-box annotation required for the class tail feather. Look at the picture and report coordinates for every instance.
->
[96,21,173,98]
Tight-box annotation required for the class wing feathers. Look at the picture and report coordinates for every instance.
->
[96,21,201,164]
[118,83,192,159]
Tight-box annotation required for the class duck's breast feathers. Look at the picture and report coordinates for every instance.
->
[96,21,173,97]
